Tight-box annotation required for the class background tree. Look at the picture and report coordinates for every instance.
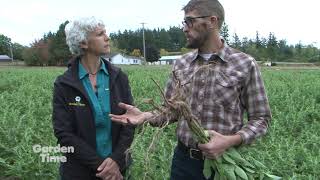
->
[0,34,12,55]
[160,48,169,56]
[180,47,192,54]
[110,26,186,53]
[241,37,249,53]
[22,39,49,66]
[12,43,27,60]
[130,49,142,57]
[167,26,186,51]
[278,40,293,61]
[22,48,39,66]
[48,21,71,65]
[295,41,303,60]
[158,28,171,50]
[231,33,241,49]
[255,31,262,49]
[145,44,160,62]
[267,32,279,61]
[220,22,229,44]
[109,39,127,54]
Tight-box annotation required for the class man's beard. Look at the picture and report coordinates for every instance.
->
[186,30,210,49]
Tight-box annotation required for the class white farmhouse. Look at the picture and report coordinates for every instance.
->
[103,53,142,65]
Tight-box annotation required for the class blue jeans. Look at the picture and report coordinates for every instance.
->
[170,146,214,180]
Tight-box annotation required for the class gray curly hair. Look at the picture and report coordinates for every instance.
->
[65,17,105,55]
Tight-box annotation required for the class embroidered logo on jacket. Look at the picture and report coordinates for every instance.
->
[68,96,86,106]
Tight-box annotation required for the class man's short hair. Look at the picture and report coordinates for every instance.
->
[182,0,225,29]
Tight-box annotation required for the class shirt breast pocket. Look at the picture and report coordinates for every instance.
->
[214,71,244,108]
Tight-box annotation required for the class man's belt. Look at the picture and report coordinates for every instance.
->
[177,141,204,160]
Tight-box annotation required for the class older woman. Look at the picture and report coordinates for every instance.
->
[52,17,135,180]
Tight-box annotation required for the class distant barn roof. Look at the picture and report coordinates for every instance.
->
[159,55,182,61]
[0,55,12,59]
[0,55,12,62]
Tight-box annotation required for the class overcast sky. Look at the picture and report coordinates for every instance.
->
[1,0,319,47]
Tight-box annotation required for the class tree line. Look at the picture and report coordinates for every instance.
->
[1,22,319,66]
[0,21,71,66]
[112,23,320,63]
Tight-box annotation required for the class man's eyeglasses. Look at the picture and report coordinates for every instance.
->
[182,15,211,28]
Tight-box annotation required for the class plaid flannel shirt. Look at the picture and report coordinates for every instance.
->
[150,43,271,147]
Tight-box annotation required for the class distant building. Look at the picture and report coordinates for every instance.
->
[126,55,143,65]
[263,61,272,67]
[103,53,142,65]
[149,55,182,65]
[0,55,12,62]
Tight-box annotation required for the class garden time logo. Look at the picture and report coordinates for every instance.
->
[32,144,74,163]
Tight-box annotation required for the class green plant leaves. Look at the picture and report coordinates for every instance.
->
[251,158,267,169]
[235,165,248,180]
[264,173,282,180]
[222,164,236,180]
[201,147,282,180]
[203,158,213,179]
[222,153,236,165]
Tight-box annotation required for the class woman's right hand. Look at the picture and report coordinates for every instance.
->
[109,103,153,125]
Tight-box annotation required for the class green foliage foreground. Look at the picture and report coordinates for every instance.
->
[0,66,319,179]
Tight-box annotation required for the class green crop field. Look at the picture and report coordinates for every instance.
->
[0,65,319,180]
